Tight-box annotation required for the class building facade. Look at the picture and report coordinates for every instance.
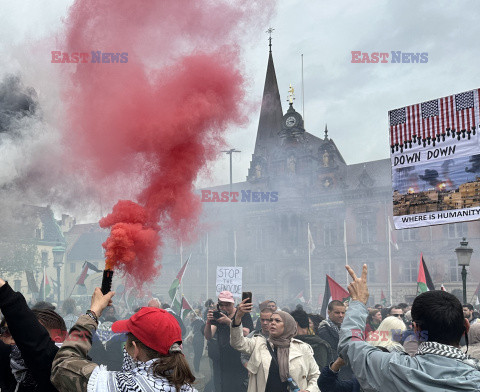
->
[154,45,480,307]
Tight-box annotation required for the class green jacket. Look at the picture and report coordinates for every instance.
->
[50,314,98,392]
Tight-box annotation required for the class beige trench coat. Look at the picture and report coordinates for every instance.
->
[231,324,320,392]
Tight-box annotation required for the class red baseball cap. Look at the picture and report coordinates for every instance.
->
[112,307,181,355]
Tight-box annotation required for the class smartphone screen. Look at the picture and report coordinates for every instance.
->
[242,291,252,303]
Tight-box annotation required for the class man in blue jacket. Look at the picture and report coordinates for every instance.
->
[339,264,480,392]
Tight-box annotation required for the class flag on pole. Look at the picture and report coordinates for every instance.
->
[388,217,399,250]
[38,269,51,299]
[308,225,315,254]
[381,289,387,306]
[181,296,194,320]
[294,290,306,303]
[320,275,350,317]
[417,253,435,294]
[168,255,191,300]
[76,261,101,286]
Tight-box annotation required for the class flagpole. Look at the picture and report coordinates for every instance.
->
[308,223,312,304]
[344,220,348,286]
[43,265,46,300]
[68,260,86,299]
[180,242,183,297]
[388,224,392,306]
[206,234,209,300]
[234,230,237,268]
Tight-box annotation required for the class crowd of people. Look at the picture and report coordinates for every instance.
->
[1,266,480,391]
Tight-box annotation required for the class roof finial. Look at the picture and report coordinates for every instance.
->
[266,27,275,53]
[324,124,328,140]
[287,84,295,105]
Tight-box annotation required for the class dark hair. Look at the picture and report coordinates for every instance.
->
[268,300,276,305]
[290,309,309,329]
[389,306,401,314]
[463,304,474,311]
[367,309,381,324]
[32,309,66,331]
[374,304,382,309]
[32,301,56,311]
[411,291,465,345]
[308,314,324,334]
[205,299,214,308]
[328,300,345,311]
[62,298,76,315]
[126,333,195,390]
[397,302,409,310]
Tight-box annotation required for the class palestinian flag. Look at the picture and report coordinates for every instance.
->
[181,296,194,320]
[295,290,306,303]
[38,269,51,300]
[320,275,350,317]
[417,253,435,294]
[76,261,101,286]
[381,289,387,306]
[168,255,191,300]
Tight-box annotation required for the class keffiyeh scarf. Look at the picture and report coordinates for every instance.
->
[416,341,480,370]
[10,344,38,391]
[327,319,340,334]
[87,348,196,392]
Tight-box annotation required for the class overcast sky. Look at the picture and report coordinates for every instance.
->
[1,0,480,206]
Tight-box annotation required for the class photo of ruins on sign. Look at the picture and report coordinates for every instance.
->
[390,88,480,229]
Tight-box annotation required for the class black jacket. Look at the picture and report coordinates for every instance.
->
[0,340,16,392]
[0,282,59,391]
[317,322,354,381]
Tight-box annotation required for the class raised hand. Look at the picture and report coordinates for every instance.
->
[345,264,369,305]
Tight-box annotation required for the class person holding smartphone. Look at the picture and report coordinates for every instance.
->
[204,291,253,392]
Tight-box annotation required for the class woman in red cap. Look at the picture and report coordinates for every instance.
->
[51,288,197,392]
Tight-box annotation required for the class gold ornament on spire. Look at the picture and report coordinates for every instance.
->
[288,84,295,104]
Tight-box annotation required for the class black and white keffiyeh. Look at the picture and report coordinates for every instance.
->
[87,348,197,392]
[416,341,480,370]
[327,319,340,335]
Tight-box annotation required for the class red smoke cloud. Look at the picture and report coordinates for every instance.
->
[62,0,274,286]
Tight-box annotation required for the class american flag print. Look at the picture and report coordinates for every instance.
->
[389,88,479,153]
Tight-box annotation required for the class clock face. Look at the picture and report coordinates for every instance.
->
[285,116,296,127]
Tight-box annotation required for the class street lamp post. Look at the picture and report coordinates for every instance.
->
[455,237,473,304]
[52,245,66,303]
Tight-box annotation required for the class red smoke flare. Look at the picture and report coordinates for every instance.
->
[62,0,274,286]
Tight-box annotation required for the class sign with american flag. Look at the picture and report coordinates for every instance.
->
[390,88,480,229]
[389,89,479,153]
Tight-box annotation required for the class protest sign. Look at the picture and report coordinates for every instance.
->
[216,266,242,298]
[390,88,480,228]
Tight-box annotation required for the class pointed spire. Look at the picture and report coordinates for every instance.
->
[252,33,283,157]
[266,27,274,53]
[324,124,328,140]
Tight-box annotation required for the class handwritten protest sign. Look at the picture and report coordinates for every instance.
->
[216,266,242,298]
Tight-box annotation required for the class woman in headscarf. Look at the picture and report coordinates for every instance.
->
[230,299,320,392]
